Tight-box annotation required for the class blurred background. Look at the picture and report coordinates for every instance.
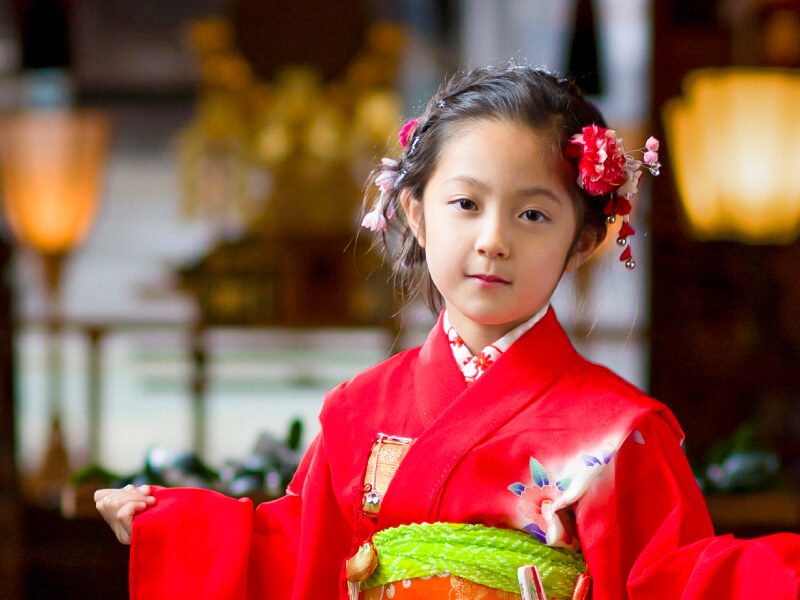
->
[1,0,800,598]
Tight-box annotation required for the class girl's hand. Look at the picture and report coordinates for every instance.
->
[94,485,157,544]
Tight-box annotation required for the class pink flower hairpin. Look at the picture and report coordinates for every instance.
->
[361,209,387,232]
[361,118,421,232]
[567,126,660,269]
[361,158,400,232]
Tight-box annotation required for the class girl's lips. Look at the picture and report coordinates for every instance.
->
[470,274,510,284]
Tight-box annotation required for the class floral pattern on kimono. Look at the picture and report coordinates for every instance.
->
[508,430,646,550]
[444,306,548,384]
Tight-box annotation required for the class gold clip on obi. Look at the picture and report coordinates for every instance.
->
[361,433,414,516]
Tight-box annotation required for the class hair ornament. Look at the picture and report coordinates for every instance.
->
[398,118,419,150]
[375,157,400,193]
[408,134,421,156]
[361,158,402,232]
[568,126,660,269]
[361,208,387,232]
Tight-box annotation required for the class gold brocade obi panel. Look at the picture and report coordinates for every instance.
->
[361,434,414,516]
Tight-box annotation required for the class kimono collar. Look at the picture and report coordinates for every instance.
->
[443,305,550,384]
[379,306,580,525]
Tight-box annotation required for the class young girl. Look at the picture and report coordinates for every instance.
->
[95,65,800,600]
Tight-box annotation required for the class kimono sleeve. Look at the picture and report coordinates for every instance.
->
[129,487,254,600]
[577,413,800,600]
[128,436,321,600]
[248,434,320,598]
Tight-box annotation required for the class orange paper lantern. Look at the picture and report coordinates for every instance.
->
[0,110,111,256]
[663,69,800,244]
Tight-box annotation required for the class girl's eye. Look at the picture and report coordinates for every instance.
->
[455,198,477,210]
[521,209,547,222]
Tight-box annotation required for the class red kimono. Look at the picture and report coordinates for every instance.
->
[129,309,800,599]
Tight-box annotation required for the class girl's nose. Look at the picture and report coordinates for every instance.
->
[475,216,510,258]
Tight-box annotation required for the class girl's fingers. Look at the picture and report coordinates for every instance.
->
[95,487,157,545]
[114,501,150,545]
[94,488,116,503]
[95,487,154,506]
[117,500,146,521]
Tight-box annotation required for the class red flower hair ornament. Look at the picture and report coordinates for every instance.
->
[398,118,418,150]
[567,125,661,269]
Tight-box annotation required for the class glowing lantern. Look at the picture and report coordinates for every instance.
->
[663,68,800,244]
[0,110,110,505]
[0,110,110,260]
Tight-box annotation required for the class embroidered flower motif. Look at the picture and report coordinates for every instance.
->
[399,118,418,150]
[443,309,550,385]
[470,351,494,372]
[508,458,573,546]
[461,348,502,384]
[579,440,618,467]
[569,125,629,196]
[447,329,465,348]
[507,434,647,552]
[518,483,563,540]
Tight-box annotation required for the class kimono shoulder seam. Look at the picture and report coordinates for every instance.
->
[318,344,422,422]
[567,357,684,442]
[570,356,650,399]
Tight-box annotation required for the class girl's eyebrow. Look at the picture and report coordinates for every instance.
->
[443,175,488,189]
[518,187,562,205]
[443,175,562,205]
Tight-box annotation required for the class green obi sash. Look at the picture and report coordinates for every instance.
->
[361,522,586,599]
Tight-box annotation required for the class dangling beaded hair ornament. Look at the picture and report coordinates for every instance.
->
[565,125,661,269]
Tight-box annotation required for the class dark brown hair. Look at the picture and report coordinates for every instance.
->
[362,63,612,311]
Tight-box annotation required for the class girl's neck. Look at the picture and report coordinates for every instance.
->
[445,304,548,355]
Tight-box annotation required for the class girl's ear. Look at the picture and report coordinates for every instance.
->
[565,228,601,273]
[400,189,425,248]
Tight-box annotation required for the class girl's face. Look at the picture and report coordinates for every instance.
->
[403,118,598,353]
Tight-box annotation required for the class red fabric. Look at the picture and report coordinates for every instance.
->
[128,308,800,599]
[130,488,252,600]
[577,414,796,598]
